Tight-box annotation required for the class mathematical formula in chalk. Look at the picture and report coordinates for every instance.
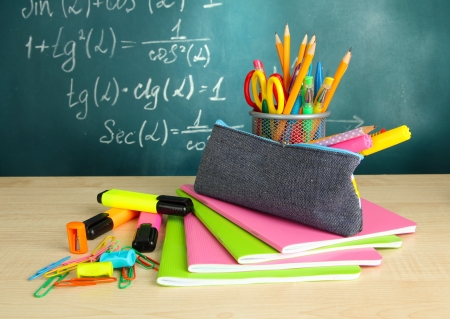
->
[20,0,242,155]
[26,25,211,73]
[99,110,243,151]
[22,0,223,19]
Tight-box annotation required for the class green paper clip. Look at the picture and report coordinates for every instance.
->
[121,246,158,270]
[135,252,157,270]
[34,272,69,298]
[118,267,134,289]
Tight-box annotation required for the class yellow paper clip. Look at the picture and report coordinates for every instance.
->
[44,261,85,278]
[44,236,117,278]
[92,236,116,255]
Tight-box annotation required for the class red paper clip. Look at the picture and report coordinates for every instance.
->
[137,255,160,271]
[122,265,136,281]
[54,277,117,287]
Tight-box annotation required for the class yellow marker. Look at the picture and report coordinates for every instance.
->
[77,262,113,278]
[97,189,194,216]
[360,125,411,156]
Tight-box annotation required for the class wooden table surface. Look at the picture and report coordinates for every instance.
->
[1,175,449,319]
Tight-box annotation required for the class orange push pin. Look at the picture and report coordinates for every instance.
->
[66,221,88,254]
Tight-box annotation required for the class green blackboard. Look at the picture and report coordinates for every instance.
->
[1,0,449,176]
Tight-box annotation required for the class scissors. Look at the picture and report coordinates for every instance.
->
[244,70,286,114]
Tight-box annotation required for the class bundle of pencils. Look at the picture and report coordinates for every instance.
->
[274,24,352,115]
[246,25,411,154]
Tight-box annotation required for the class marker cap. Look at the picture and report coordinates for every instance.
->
[156,195,194,216]
[132,224,159,253]
[83,213,114,240]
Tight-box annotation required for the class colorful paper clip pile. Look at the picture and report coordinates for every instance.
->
[31,236,160,298]
[43,236,119,278]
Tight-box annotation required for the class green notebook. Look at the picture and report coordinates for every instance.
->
[157,216,361,287]
[176,189,402,264]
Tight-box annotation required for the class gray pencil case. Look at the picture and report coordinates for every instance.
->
[194,120,364,236]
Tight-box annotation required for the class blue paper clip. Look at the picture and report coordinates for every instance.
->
[28,256,71,280]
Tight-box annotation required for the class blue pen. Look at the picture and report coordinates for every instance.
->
[307,63,313,76]
[28,256,71,280]
[314,62,324,99]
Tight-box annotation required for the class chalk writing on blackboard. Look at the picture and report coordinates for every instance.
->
[99,110,243,150]
[21,0,238,152]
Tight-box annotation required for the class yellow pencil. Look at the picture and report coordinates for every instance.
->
[275,33,284,70]
[304,33,315,59]
[322,48,352,112]
[296,34,308,66]
[283,42,316,114]
[283,24,291,89]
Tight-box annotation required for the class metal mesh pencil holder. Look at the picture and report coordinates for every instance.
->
[249,111,330,144]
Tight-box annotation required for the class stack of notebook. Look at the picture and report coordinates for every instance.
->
[156,184,416,287]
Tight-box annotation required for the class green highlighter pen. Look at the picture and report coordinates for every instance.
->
[97,189,194,216]
[302,76,314,141]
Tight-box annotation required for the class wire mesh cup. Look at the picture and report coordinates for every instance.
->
[249,111,330,144]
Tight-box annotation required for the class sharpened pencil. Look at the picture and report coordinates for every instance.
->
[322,48,352,112]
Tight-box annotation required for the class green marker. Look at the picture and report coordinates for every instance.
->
[302,76,314,142]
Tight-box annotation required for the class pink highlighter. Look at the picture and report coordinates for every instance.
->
[329,134,373,153]
[132,212,162,253]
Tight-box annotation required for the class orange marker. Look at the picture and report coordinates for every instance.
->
[66,207,139,254]
[84,208,139,239]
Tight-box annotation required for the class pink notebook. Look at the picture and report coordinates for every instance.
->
[181,184,416,253]
[184,213,382,273]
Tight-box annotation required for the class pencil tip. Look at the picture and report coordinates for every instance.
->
[349,47,352,52]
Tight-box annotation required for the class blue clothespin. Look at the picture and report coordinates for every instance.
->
[28,256,71,280]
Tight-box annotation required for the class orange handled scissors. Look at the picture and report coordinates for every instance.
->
[244,70,286,113]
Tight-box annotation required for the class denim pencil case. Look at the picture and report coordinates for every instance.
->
[194,120,364,236]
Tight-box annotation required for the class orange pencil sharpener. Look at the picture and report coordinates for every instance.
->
[66,221,88,254]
